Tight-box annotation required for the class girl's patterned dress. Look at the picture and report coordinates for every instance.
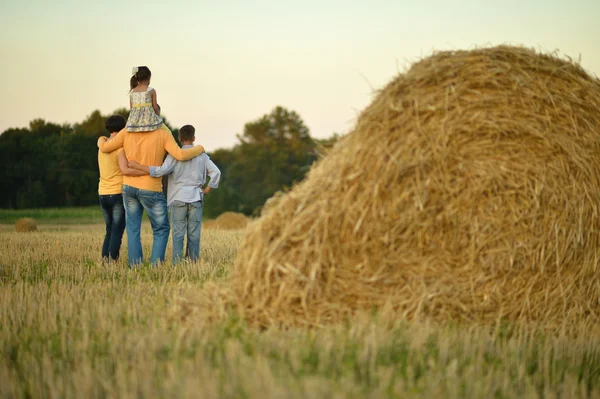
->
[126,87,163,132]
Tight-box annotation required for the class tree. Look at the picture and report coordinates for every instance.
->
[75,110,106,136]
[0,106,324,212]
[29,119,64,137]
[226,106,317,215]
[203,147,243,218]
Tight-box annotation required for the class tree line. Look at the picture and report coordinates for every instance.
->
[0,106,338,218]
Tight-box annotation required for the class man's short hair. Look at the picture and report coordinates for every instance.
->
[179,125,195,142]
[105,115,126,134]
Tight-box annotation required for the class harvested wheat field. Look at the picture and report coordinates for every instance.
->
[181,46,600,331]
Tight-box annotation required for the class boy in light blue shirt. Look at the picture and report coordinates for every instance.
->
[129,125,221,263]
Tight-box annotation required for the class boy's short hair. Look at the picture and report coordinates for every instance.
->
[105,115,126,134]
[179,125,195,142]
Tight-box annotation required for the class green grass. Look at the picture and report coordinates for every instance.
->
[0,206,103,224]
[0,206,216,225]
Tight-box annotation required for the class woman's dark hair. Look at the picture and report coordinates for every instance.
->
[130,66,152,90]
[105,115,126,133]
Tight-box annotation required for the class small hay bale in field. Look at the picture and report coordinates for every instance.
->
[203,219,218,229]
[212,212,250,230]
[194,46,600,329]
[15,218,37,232]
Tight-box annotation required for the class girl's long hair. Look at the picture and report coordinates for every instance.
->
[130,66,152,91]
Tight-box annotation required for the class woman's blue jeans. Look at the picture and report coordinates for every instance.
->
[99,194,126,261]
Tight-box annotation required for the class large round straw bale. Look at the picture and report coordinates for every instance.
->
[213,212,250,230]
[205,46,600,329]
[15,218,37,232]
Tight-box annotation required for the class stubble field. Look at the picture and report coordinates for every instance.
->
[1,213,599,398]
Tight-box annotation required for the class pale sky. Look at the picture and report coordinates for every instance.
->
[1,0,598,151]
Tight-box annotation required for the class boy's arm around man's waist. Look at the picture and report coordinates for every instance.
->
[149,155,177,177]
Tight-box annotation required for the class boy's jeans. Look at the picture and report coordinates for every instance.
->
[170,200,203,263]
[122,185,170,267]
[99,194,126,261]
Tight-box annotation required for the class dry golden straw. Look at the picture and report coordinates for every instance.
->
[183,46,600,330]
[15,218,37,233]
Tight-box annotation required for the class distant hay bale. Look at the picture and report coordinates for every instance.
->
[184,46,600,330]
[15,218,37,232]
[211,212,250,230]
[203,220,218,230]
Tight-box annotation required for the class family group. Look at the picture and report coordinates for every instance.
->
[97,66,221,267]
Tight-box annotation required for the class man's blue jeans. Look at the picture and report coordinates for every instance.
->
[169,200,203,263]
[123,185,170,267]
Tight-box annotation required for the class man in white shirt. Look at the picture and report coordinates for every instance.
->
[129,125,221,263]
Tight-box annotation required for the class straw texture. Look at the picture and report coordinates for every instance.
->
[186,46,600,330]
